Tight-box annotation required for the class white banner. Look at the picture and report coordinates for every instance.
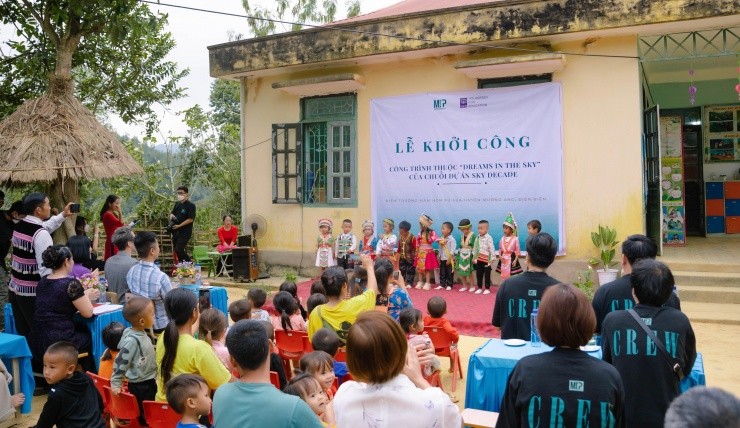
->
[370,83,565,253]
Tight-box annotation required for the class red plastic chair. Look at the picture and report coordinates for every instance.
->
[424,327,463,393]
[104,386,142,428]
[302,335,314,353]
[143,401,181,428]
[270,371,281,389]
[335,347,347,362]
[86,372,111,424]
[425,370,444,390]
[275,330,308,379]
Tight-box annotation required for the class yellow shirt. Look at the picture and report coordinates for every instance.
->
[307,289,376,341]
[155,333,231,401]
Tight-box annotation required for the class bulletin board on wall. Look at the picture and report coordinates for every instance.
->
[660,115,686,246]
[704,104,740,162]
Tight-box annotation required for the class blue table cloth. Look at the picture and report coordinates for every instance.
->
[465,339,706,412]
[178,286,229,318]
[83,309,130,371]
[0,333,35,414]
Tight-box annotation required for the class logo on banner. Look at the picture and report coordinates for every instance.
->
[433,99,447,110]
[460,98,468,108]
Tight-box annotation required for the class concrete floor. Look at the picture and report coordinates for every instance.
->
[660,235,740,267]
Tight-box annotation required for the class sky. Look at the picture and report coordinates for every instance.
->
[106,0,400,141]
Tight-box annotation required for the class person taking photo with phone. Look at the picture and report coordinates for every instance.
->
[169,186,196,263]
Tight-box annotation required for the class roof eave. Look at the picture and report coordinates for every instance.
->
[209,0,740,78]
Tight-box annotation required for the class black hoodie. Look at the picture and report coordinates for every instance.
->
[34,371,105,428]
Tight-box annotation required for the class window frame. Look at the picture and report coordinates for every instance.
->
[299,94,358,207]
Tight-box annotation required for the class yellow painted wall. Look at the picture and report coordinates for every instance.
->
[241,36,643,262]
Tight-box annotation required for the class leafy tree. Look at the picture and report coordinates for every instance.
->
[242,0,362,37]
[0,0,188,128]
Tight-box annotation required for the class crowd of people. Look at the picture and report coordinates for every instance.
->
[0,188,739,427]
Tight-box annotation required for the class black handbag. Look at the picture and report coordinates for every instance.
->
[627,309,684,381]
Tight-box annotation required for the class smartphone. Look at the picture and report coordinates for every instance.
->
[393,270,400,280]
[70,203,80,213]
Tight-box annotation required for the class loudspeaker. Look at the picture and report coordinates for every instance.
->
[232,247,259,282]
[237,235,252,247]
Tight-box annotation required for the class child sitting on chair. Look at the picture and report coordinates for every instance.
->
[98,321,125,379]
[165,374,211,428]
[399,308,441,378]
[310,328,349,384]
[423,296,459,343]
[35,341,105,428]
[248,289,270,322]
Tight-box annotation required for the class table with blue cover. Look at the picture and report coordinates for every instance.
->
[0,333,35,414]
[178,286,229,318]
[465,339,706,412]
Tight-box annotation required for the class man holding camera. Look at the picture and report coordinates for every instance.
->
[169,186,196,263]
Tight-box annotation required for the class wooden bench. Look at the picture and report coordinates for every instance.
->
[462,408,499,428]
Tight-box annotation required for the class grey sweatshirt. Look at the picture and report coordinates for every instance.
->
[110,328,157,389]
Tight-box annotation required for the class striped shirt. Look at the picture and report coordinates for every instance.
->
[126,261,172,329]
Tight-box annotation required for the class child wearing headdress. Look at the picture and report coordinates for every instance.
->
[414,214,438,291]
[496,212,523,280]
[396,221,416,286]
[375,218,398,262]
[315,219,336,271]
[455,219,477,292]
[358,220,379,260]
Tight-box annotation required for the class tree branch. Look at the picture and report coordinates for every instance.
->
[19,0,60,46]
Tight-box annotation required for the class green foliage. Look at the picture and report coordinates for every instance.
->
[0,0,187,129]
[284,269,298,282]
[588,224,620,271]
[242,0,361,36]
[573,267,596,301]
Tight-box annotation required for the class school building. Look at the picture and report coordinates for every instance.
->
[208,0,740,278]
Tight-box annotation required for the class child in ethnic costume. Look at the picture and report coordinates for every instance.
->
[315,219,335,271]
[335,219,357,269]
[414,214,438,291]
[472,220,496,294]
[496,212,523,280]
[375,218,398,262]
[358,220,379,259]
[435,222,457,291]
[456,219,477,292]
[396,221,416,286]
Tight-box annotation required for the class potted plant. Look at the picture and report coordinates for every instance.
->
[588,224,620,285]
[573,267,596,301]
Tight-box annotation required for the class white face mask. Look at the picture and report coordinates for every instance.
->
[84,224,91,234]
[177,195,185,202]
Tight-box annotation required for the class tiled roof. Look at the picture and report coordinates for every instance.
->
[332,0,504,24]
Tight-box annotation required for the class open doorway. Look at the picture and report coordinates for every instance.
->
[640,27,740,249]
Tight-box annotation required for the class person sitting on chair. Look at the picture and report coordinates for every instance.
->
[217,215,239,253]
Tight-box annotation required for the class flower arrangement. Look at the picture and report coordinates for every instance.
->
[175,261,196,279]
[78,272,100,290]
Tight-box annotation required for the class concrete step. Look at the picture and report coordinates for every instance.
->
[673,271,740,289]
[682,301,740,325]
[662,261,740,274]
[678,285,740,304]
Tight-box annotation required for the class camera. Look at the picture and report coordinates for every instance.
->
[166,220,177,233]
[70,203,80,213]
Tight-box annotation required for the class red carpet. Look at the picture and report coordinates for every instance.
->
[296,280,500,338]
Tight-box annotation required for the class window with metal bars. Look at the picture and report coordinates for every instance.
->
[301,95,356,205]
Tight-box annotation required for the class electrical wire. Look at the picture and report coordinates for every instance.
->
[138,0,639,60]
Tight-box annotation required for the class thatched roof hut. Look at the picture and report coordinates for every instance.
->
[0,78,143,184]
